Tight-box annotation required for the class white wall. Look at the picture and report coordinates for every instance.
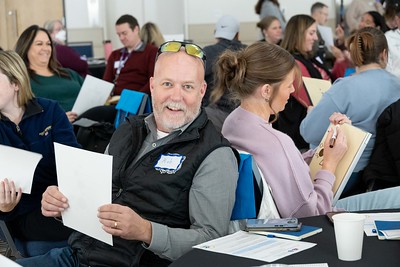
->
[65,0,337,52]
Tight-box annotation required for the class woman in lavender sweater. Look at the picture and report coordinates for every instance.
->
[214,42,348,218]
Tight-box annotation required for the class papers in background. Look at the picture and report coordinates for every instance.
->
[71,75,114,115]
[363,212,400,236]
[0,145,42,194]
[193,230,316,263]
[302,77,331,106]
[317,25,334,52]
[54,143,113,245]
[0,254,22,266]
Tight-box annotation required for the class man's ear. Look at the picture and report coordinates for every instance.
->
[149,77,154,94]
[200,81,207,97]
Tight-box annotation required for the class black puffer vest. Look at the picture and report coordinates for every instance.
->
[69,110,236,267]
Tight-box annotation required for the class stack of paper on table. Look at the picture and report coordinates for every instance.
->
[309,123,371,205]
[248,225,323,241]
[363,212,400,236]
[193,230,316,263]
[374,220,400,240]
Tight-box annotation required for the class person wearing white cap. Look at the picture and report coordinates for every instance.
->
[203,15,246,132]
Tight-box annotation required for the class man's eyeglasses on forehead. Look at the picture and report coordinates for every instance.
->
[156,41,207,65]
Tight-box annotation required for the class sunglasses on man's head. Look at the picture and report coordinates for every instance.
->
[157,41,206,65]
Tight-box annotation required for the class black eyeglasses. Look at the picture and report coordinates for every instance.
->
[157,41,206,65]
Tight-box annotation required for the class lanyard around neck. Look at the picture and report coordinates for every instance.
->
[115,48,131,77]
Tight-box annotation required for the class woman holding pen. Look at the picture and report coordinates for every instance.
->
[300,27,400,199]
[216,42,348,218]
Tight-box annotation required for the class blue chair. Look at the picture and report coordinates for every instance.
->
[114,89,152,128]
[229,152,280,232]
[344,68,356,77]
[230,153,258,221]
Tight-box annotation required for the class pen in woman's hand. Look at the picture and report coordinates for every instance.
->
[329,125,339,148]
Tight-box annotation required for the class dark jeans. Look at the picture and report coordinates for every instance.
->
[17,246,172,267]
[17,247,79,267]
[4,209,73,257]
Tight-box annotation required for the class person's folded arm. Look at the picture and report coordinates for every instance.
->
[146,147,238,261]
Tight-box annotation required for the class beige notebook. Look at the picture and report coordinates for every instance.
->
[309,123,372,205]
[302,77,332,106]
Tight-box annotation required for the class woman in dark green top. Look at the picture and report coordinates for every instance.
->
[15,25,83,122]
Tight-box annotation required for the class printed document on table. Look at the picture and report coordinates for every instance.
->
[363,212,400,236]
[0,144,42,194]
[71,75,114,115]
[193,230,316,263]
[54,143,113,245]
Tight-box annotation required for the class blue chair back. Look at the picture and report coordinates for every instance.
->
[230,153,257,220]
[114,89,151,128]
[344,68,356,77]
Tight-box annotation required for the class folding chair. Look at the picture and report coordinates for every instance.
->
[0,220,22,259]
[114,89,152,128]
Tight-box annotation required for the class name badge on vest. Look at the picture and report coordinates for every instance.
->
[154,153,186,174]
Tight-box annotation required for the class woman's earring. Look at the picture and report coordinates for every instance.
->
[265,97,270,103]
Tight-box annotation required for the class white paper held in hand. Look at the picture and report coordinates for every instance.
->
[0,144,42,194]
[54,142,113,245]
[71,75,114,115]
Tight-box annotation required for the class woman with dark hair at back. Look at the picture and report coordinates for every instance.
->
[301,27,400,204]
[255,0,286,32]
[277,14,347,151]
[0,50,80,256]
[358,11,389,32]
[336,10,390,48]
[15,25,83,123]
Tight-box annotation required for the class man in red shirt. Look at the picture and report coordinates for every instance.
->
[103,14,158,96]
